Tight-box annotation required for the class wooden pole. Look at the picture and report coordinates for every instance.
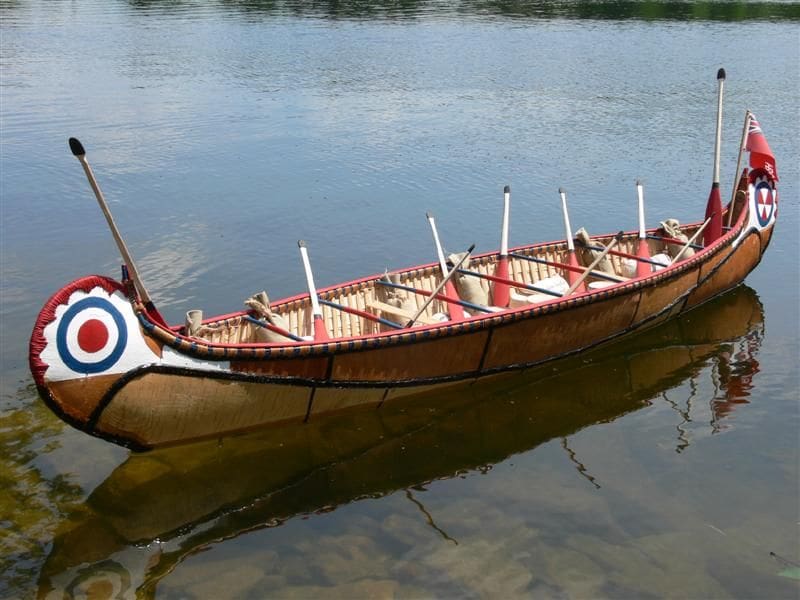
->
[406,244,474,327]
[376,279,492,314]
[426,212,466,321]
[243,315,304,342]
[318,298,403,330]
[509,252,627,283]
[69,138,153,306]
[457,268,563,298]
[68,138,169,327]
[565,232,624,295]
[727,110,752,228]
[670,217,712,265]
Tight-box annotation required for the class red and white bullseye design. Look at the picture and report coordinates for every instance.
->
[35,280,229,383]
[77,319,109,353]
[56,296,127,374]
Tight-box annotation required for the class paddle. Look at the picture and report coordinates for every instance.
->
[318,298,404,330]
[426,212,466,321]
[646,234,703,251]
[726,110,752,229]
[68,137,167,326]
[635,180,652,277]
[243,315,304,342]
[297,240,330,341]
[406,244,475,328]
[509,252,627,284]
[493,185,512,307]
[456,268,563,298]
[581,242,670,267]
[704,68,725,245]
[376,279,492,314]
[565,232,624,295]
[670,217,712,265]
[558,187,585,291]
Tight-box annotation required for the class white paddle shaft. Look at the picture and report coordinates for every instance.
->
[713,72,725,184]
[298,242,323,318]
[426,213,449,276]
[636,181,646,240]
[559,188,575,252]
[500,185,510,256]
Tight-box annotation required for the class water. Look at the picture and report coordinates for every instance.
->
[1,2,798,598]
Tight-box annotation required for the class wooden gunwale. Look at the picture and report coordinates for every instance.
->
[139,203,751,364]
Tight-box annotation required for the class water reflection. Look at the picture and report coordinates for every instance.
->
[118,0,800,21]
[37,286,764,597]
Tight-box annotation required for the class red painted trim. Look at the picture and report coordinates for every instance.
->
[704,186,723,246]
[313,314,329,342]
[636,238,652,278]
[443,280,466,321]
[567,251,585,292]
[493,256,510,307]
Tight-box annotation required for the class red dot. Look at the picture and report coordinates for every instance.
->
[77,319,109,353]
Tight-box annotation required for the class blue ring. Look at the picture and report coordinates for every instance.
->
[56,297,127,374]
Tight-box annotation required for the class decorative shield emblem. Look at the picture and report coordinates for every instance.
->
[733,170,778,248]
[754,179,776,228]
[55,296,128,374]
[30,276,163,384]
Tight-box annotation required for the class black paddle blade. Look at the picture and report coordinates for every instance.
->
[717,68,726,80]
[504,185,510,194]
[68,137,85,157]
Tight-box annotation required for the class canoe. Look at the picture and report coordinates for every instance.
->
[28,113,779,451]
[38,285,764,596]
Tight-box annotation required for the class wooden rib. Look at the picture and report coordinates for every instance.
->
[288,305,298,338]
[340,294,353,337]
[357,287,370,335]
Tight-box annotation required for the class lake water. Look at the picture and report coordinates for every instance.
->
[1,2,799,598]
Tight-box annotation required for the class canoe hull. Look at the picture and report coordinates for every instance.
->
[30,165,778,450]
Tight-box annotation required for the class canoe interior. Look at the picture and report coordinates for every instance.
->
[189,226,701,345]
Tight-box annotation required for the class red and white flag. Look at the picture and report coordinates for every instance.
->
[746,114,778,180]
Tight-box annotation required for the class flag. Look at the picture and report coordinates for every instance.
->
[746,114,778,180]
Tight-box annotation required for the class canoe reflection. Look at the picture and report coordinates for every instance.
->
[38,286,764,598]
